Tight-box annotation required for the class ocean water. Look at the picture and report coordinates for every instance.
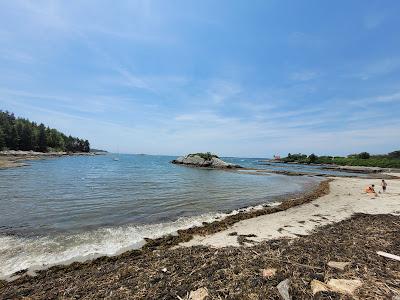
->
[0,154,320,278]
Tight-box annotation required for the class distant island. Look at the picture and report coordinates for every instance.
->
[276,151,400,169]
[0,110,90,153]
[172,152,242,169]
[90,148,108,153]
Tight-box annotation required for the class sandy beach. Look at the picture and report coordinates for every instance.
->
[181,175,400,248]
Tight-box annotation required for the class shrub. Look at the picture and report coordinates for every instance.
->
[308,153,318,163]
[189,152,219,160]
[358,152,370,159]
[388,150,400,159]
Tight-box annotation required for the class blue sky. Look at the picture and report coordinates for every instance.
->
[1,0,399,157]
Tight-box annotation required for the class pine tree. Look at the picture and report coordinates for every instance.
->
[83,140,90,152]
[20,124,33,151]
[0,128,5,150]
[0,110,91,153]
[9,126,18,149]
[38,123,47,152]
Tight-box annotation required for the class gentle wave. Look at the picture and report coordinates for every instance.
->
[0,202,273,279]
[0,155,320,279]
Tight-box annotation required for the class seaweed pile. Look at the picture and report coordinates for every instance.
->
[1,213,399,299]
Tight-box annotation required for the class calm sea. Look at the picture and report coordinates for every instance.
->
[0,154,321,278]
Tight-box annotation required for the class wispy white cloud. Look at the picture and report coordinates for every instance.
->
[0,87,135,114]
[348,90,400,106]
[287,32,324,48]
[351,57,400,80]
[364,12,386,29]
[376,92,400,103]
[289,70,319,82]
[0,49,35,64]
[207,80,241,104]
[1,1,400,157]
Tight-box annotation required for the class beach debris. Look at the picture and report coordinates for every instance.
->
[161,267,167,273]
[188,287,208,300]
[327,279,362,295]
[277,279,291,300]
[261,268,277,278]
[311,278,362,296]
[310,279,330,295]
[247,293,260,300]
[377,251,400,262]
[327,261,351,270]
[237,234,257,246]
[2,208,397,299]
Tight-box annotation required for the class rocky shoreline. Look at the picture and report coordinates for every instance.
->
[254,168,400,179]
[260,159,400,174]
[0,150,103,169]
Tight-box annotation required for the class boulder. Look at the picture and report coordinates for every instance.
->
[171,154,242,169]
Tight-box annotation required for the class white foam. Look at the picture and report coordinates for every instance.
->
[0,212,228,279]
[0,201,281,279]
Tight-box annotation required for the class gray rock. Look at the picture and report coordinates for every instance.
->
[171,154,242,169]
[277,279,291,300]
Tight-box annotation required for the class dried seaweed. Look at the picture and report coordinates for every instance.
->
[1,213,399,299]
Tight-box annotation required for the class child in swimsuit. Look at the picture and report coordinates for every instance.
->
[381,180,387,192]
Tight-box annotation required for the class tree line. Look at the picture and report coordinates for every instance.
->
[281,150,400,168]
[0,110,90,153]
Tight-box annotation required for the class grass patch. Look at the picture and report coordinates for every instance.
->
[188,152,219,160]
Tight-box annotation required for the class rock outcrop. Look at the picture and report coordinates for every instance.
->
[171,154,242,169]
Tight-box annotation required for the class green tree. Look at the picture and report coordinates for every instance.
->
[0,128,5,150]
[8,126,18,149]
[388,150,400,159]
[308,153,318,163]
[358,152,370,159]
[83,140,90,152]
[0,110,91,153]
[20,124,33,151]
[38,123,47,152]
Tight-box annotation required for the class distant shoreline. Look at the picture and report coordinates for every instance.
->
[0,150,105,169]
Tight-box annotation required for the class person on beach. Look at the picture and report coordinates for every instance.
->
[365,184,377,195]
[381,180,387,192]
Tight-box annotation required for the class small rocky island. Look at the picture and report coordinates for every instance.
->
[171,152,242,169]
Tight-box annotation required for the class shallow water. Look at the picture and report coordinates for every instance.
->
[0,154,320,278]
